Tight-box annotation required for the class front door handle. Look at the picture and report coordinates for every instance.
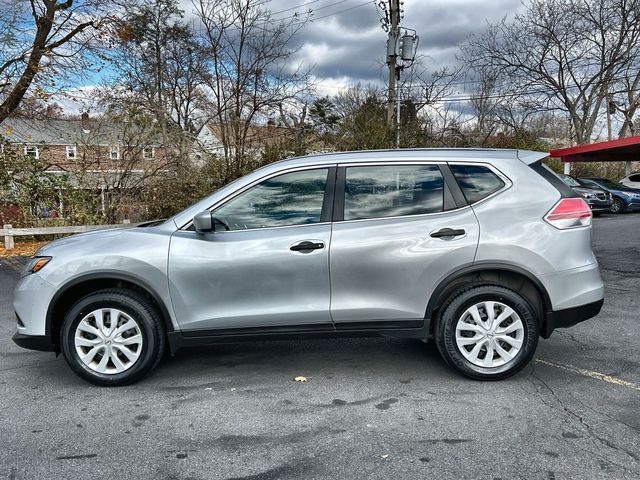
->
[430,228,466,238]
[290,241,325,252]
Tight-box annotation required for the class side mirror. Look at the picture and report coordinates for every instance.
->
[193,210,214,234]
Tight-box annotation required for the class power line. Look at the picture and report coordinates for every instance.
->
[401,72,639,104]
[270,0,324,16]
[287,0,374,25]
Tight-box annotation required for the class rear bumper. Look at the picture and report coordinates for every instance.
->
[543,298,604,338]
[12,332,53,352]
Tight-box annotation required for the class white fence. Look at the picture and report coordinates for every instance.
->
[1,220,131,250]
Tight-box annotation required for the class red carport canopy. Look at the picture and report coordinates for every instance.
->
[549,136,640,174]
[549,136,640,163]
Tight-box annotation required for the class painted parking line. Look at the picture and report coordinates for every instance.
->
[535,358,640,392]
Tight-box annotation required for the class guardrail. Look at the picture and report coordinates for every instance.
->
[1,220,131,250]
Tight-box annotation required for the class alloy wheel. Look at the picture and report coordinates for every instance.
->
[611,199,622,214]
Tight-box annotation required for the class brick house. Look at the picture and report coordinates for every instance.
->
[1,114,168,214]
[1,113,166,176]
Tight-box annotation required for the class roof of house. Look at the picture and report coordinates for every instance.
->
[203,122,291,147]
[0,117,163,146]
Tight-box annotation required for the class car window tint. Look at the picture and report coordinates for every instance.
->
[450,164,506,203]
[629,174,640,182]
[213,169,328,230]
[343,165,444,221]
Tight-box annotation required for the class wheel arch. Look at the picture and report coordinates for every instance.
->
[46,272,176,354]
[426,263,553,338]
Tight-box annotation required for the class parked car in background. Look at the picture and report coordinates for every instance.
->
[559,174,612,215]
[13,149,604,385]
[620,172,640,189]
[579,177,640,214]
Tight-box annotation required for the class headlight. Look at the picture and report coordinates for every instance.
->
[581,192,595,199]
[23,256,52,276]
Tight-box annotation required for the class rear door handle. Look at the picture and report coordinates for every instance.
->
[430,228,466,238]
[290,241,325,252]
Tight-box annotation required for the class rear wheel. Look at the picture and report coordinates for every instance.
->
[435,285,539,380]
[61,289,165,386]
[610,198,624,214]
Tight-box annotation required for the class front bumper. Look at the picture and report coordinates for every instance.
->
[12,272,58,352]
[12,332,53,352]
[543,298,604,338]
[585,198,613,212]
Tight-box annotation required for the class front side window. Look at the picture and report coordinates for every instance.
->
[629,174,640,182]
[343,164,444,221]
[66,145,77,159]
[450,164,506,204]
[213,168,328,230]
[24,145,39,159]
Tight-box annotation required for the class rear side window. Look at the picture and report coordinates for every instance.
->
[529,161,577,198]
[629,174,640,182]
[344,164,444,220]
[449,164,505,204]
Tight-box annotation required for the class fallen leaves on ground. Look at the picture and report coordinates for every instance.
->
[0,241,49,258]
[294,376,308,382]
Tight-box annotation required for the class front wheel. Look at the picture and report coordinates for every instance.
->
[610,198,624,214]
[61,289,165,386]
[435,285,539,380]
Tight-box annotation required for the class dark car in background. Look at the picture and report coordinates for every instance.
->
[559,174,612,215]
[580,177,640,214]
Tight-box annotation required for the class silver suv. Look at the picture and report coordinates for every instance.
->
[13,149,604,385]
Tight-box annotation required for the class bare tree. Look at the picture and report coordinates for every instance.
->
[612,61,640,137]
[0,0,107,124]
[193,0,312,181]
[110,0,208,136]
[462,0,640,144]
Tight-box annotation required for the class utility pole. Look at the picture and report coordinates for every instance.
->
[386,0,400,127]
[379,0,417,147]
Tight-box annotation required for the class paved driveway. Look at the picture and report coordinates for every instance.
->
[1,215,639,479]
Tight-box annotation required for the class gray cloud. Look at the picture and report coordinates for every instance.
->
[269,0,525,89]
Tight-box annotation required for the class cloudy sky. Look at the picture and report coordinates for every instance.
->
[61,0,525,112]
[265,0,525,95]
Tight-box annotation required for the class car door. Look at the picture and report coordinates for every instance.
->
[625,174,640,188]
[168,166,336,333]
[329,162,480,327]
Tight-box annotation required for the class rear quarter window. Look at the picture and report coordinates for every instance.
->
[449,164,505,204]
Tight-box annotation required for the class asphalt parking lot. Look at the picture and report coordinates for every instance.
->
[1,215,639,480]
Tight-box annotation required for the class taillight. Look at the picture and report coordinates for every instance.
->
[544,198,592,229]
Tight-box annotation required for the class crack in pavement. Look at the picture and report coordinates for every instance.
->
[527,366,640,473]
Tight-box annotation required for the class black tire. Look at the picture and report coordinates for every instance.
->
[435,285,539,380]
[611,198,624,214]
[61,288,165,386]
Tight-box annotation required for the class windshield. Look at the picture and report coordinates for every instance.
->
[560,174,582,187]
[596,179,628,190]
